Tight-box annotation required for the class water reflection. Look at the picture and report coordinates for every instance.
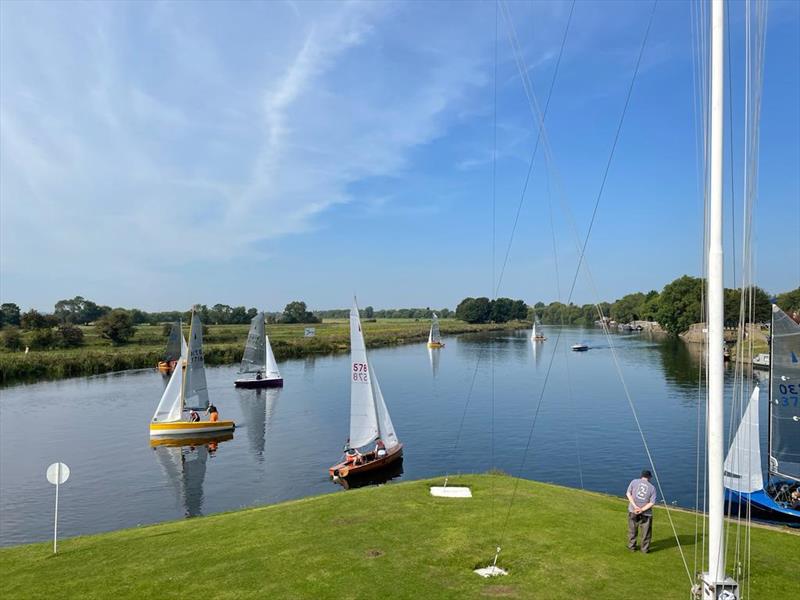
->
[428,347,441,377]
[151,432,233,517]
[237,388,281,461]
[531,339,543,367]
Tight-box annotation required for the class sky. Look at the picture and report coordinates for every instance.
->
[1,0,798,313]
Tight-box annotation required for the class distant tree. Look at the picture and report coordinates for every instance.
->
[20,309,50,330]
[30,328,55,349]
[364,306,374,319]
[490,298,514,323]
[776,287,800,318]
[58,324,84,348]
[1,326,22,350]
[0,303,21,328]
[54,296,105,324]
[439,308,452,318]
[510,300,528,320]
[656,275,703,335]
[610,292,646,323]
[455,297,492,323]
[534,301,545,309]
[246,307,258,321]
[281,301,320,324]
[230,306,248,324]
[96,309,136,344]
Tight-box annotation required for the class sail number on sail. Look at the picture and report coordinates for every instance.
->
[777,384,799,406]
[352,362,369,383]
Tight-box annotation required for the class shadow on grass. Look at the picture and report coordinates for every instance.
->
[647,534,697,553]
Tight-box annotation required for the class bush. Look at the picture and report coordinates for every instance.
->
[2,327,22,350]
[30,329,55,350]
[58,325,84,348]
[96,310,136,345]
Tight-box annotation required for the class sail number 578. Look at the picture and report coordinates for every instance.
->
[352,362,369,383]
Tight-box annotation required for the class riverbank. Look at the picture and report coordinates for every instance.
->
[1,474,795,598]
[0,319,525,385]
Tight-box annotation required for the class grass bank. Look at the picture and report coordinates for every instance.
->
[2,475,796,599]
[0,319,525,386]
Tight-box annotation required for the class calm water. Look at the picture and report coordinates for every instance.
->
[0,327,765,547]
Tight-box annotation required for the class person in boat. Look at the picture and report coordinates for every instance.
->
[189,410,200,423]
[375,438,387,458]
[344,448,361,466]
[256,371,263,380]
[626,469,656,553]
[789,488,800,510]
[207,405,219,423]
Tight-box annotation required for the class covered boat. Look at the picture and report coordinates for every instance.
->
[724,304,800,524]
[329,299,403,480]
[150,310,235,437]
[234,312,283,388]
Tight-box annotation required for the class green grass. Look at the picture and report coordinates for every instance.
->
[1,475,796,599]
[0,319,525,385]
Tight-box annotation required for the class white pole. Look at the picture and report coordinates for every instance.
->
[707,0,726,585]
[53,464,60,554]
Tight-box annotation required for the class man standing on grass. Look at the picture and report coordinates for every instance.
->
[626,469,656,553]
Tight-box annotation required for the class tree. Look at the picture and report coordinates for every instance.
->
[58,324,84,348]
[610,292,646,323]
[490,298,514,323]
[1,327,22,350]
[364,306,374,319]
[455,297,492,323]
[776,287,800,319]
[20,309,49,330]
[54,296,105,324]
[281,301,320,324]
[0,303,21,328]
[510,300,528,320]
[246,307,258,321]
[96,309,136,344]
[656,275,703,335]
[30,328,55,349]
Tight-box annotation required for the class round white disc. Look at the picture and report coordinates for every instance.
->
[46,462,70,485]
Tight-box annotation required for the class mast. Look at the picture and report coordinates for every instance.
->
[704,0,733,594]
[766,305,774,480]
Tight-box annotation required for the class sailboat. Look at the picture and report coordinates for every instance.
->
[530,315,546,341]
[427,313,445,348]
[329,299,403,480]
[724,304,800,523]
[234,312,283,388]
[157,321,182,375]
[150,310,235,437]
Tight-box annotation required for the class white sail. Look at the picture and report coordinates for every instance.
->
[349,299,379,448]
[265,335,281,379]
[371,363,399,450]
[183,311,210,411]
[152,334,188,423]
[429,313,442,344]
[723,386,763,493]
[239,313,266,374]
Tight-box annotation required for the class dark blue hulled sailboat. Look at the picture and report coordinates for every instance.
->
[724,304,800,524]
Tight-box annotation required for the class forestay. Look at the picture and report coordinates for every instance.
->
[240,313,266,374]
[265,336,281,379]
[349,300,379,448]
[152,335,188,423]
[723,386,763,493]
[183,312,210,411]
[429,314,442,344]
[769,304,800,482]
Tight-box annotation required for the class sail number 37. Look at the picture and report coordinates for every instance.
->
[352,362,369,383]
[778,383,799,407]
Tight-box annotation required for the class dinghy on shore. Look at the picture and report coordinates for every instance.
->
[150,310,235,437]
[234,312,283,388]
[329,299,403,480]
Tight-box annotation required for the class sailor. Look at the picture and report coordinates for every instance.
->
[189,410,200,422]
[207,405,219,423]
[626,469,657,553]
[256,371,263,380]
[789,489,800,510]
[375,438,387,458]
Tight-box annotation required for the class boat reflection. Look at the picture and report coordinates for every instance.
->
[531,339,542,367]
[151,431,233,517]
[332,458,404,490]
[428,346,441,377]
[236,387,280,462]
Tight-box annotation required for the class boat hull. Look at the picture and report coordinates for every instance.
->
[725,488,800,525]
[571,345,589,352]
[234,377,283,389]
[329,444,404,479]
[149,420,235,437]
[427,342,445,349]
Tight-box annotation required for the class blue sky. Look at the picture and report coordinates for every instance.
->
[1,0,798,312]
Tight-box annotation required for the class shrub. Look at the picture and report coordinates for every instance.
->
[96,310,136,345]
[2,327,22,350]
[58,325,84,348]
[30,328,55,349]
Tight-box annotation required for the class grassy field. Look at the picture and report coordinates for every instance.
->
[0,319,525,385]
[1,474,796,599]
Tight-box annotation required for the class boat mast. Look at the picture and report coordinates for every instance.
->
[766,305,774,482]
[703,0,735,596]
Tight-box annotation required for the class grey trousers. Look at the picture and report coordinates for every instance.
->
[627,512,652,551]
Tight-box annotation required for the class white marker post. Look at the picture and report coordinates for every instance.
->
[46,462,70,554]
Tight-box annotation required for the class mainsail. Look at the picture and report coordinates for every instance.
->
[240,313,266,374]
[183,312,210,411]
[152,334,188,422]
[349,300,379,448]
[164,321,182,362]
[769,304,800,482]
[429,314,442,345]
[723,386,763,493]
[265,336,281,379]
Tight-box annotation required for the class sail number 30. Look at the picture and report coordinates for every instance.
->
[352,362,369,383]
[778,383,799,407]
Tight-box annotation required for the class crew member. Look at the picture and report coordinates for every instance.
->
[207,405,219,422]
[626,469,657,553]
